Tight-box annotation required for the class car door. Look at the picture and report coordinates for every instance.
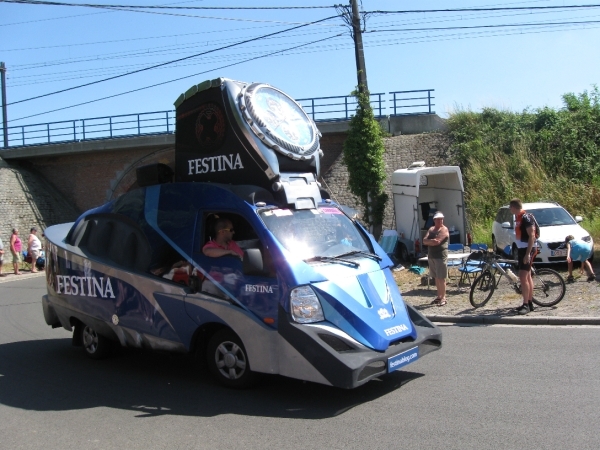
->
[186,210,280,326]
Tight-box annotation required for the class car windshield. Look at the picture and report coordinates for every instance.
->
[528,208,576,227]
[259,206,371,259]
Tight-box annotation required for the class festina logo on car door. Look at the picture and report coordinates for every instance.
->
[56,275,116,298]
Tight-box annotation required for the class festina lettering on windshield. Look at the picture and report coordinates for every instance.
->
[56,275,116,298]
[187,154,244,175]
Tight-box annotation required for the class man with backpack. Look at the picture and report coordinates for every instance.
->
[509,198,539,315]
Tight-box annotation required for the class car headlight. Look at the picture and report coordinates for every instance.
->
[582,236,592,243]
[290,286,324,323]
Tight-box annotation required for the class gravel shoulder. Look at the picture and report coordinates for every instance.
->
[394,251,600,318]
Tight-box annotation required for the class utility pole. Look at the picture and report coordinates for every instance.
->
[0,62,7,148]
[350,0,368,93]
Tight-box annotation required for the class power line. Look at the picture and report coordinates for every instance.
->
[6,14,340,106]
[1,0,335,9]
[9,27,342,71]
[367,4,600,15]
[8,32,344,123]
[367,19,600,34]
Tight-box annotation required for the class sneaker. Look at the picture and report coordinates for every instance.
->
[528,301,535,312]
[588,274,596,282]
[516,304,529,315]
[566,275,575,283]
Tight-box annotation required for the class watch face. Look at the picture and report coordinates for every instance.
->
[241,84,319,157]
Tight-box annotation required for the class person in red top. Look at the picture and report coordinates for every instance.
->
[203,219,243,259]
[509,198,537,315]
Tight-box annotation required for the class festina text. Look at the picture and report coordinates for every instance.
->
[187,154,244,175]
[56,275,116,298]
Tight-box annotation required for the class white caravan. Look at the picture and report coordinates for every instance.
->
[392,162,467,262]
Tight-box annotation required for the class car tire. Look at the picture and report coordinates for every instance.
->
[206,329,257,389]
[492,235,499,254]
[81,324,112,360]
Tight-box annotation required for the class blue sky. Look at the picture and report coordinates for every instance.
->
[1,0,599,128]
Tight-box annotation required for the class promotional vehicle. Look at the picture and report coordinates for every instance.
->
[392,163,467,262]
[492,202,594,263]
[42,78,442,389]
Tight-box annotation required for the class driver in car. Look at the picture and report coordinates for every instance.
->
[203,219,244,259]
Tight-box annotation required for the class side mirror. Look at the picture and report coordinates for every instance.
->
[501,221,513,229]
[575,215,583,223]
[243,249,264,275]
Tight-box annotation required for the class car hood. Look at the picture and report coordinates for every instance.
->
[539,224,591,243]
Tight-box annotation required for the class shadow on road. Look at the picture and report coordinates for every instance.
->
[0,338,424,419]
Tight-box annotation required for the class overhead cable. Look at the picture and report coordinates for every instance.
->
[6,14,339,106]
[8,32,344,123]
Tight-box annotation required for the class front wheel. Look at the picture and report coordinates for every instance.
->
[531,268,566,307]
[470,270,496,308]
[206,329,257,389]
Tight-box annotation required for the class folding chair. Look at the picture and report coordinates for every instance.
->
[22,251,33,271]
[447,243,465,282]
[458,250,485,286]
[378,230,399,260]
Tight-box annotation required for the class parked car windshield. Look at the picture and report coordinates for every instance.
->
[528,208,576,227]
[259,206,371,259]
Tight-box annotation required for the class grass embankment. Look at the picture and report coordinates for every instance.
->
[448,86,600,244]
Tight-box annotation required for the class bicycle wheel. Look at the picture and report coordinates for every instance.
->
[470,270,495,308]
[531,268,566,307]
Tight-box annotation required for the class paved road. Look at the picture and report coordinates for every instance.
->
[1,277,599,449]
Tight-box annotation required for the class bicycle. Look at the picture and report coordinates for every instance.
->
[469,250,566,309]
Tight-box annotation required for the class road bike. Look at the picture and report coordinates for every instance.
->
[468,250,566,309]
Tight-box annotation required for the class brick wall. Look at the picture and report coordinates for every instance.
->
[23,145,175,213]
[1,131,452,248]
[0,157,79,246]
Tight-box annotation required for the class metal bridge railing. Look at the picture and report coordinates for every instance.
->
[1,110,175,148]
[1,90,434,149]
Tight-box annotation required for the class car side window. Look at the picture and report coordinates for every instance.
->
[495,209,504,223]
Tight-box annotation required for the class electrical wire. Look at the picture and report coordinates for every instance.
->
[1,0,335,9]
[6,14,340,106]
[8,32,345,123]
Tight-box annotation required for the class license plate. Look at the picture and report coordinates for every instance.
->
[551,249,567,256]
[388,347,419,372]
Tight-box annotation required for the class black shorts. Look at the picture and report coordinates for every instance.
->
[517,247,536,271]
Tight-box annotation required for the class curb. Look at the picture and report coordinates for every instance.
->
[0,272,45,284]
[426,314,600,326]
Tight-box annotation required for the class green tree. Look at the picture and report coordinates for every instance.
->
[342,87,387,239]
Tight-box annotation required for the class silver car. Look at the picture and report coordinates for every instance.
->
[492,202,593,264]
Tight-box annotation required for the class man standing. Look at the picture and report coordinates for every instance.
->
[509,198,537,315]
[423,211,449,306]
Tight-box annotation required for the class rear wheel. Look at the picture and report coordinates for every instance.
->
[531,268,565,307]
[492,235,499,254]
[206,329,257,389]
[470,270,496,308]
[81,324,112,360]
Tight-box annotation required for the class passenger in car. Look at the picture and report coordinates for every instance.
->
[564,235,595,283]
